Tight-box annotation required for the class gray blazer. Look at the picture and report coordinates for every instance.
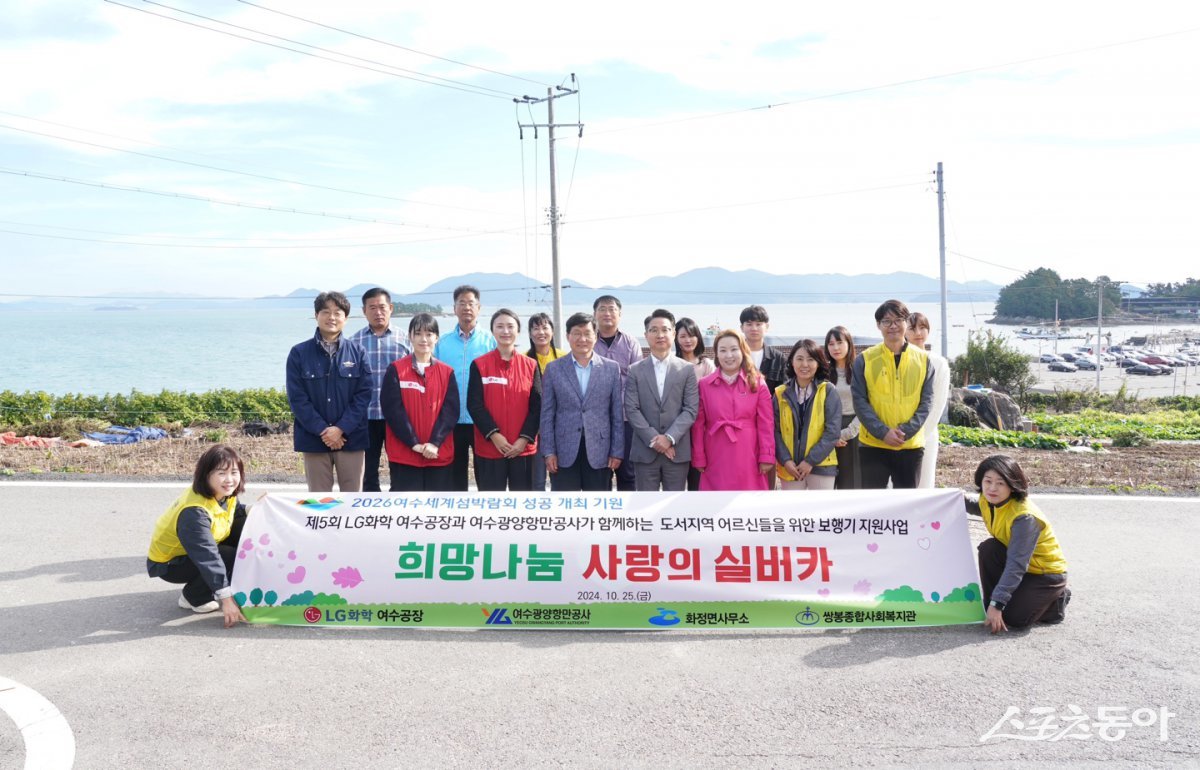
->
[623,355,699,464]
[540,354,624,470]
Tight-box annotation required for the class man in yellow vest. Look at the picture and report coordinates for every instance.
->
[850,299,935,489]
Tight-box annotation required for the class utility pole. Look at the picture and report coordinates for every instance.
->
[937,162,948,358]
[1096,277,1104,394]
[516,78,583,348]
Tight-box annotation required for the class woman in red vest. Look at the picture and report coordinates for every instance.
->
[468,308,542,490]
[380,313,459,491]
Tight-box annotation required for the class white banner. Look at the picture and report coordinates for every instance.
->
[231,489,984,629]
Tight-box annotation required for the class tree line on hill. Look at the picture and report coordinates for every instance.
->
[994,268,1123,321]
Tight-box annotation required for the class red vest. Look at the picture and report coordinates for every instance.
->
[384,357,455,467]
[473,350,539,460]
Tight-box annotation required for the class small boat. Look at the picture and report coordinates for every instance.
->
[1015,326,1083,340]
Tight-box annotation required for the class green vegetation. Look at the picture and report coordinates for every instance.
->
[950,330,1036,396]
[395,303,442,315]
[1030,408,1200,441]
[940,426,1070,450]
[1145,278,1200,300]
[0,388,291,431]
[995,268,1122,320]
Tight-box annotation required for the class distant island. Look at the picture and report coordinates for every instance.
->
[0,268,1001,312]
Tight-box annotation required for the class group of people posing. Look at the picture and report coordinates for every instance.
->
[148,287,1070,632]
[283,287,954,494]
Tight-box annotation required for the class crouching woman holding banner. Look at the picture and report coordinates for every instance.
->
[380,313,460,492]
[965,454,1071,633]
[146,444,248,628]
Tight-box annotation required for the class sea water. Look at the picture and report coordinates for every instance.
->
[6,302,1197,395]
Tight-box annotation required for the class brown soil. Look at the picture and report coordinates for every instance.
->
[2,430,1198,495]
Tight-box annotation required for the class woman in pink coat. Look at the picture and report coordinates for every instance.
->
[690,329,776,490]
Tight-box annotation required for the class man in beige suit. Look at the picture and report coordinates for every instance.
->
[624,309,699,491]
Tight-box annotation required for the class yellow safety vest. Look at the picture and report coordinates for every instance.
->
[775,381,838,482]
[980,496,1068,575]
[147,489,237,563]
[857,342,928,451]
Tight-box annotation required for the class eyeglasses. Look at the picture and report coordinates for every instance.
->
[646,326,673,335]
[879,318,905,329]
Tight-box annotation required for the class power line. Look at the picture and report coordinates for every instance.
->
[236,0,551,88]
[0,218,491,244]
[0,226,511,249]
[138,0,520,99]
[105,0,516,100]
[0,166,520,235]
[948,249,1029,274]
[590,24,1200,137]
[0,121,512,216]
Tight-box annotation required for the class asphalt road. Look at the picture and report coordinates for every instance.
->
[1,483,1197,769]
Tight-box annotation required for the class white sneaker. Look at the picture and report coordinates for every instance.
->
[178,592,219,613]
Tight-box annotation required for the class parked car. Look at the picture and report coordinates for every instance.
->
[1127,363,1164,376]
[1117,357,1141,368]
[1075,357,1103,371]
[1040,353,1065,363]
[1060,352,1079,362]
[1047,361,1079,373]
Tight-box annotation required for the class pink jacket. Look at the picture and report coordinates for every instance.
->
[690,370,774,491]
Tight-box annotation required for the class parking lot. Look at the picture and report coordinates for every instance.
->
[1031,353,1199,397]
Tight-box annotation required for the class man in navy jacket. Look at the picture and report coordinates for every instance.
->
[540,312,624,491]
[286,291,372,492]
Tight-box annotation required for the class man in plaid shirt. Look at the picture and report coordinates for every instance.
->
[349,287,411,491]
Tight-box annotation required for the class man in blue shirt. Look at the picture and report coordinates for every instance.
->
[349,287,411,492]
[433,285,497,490]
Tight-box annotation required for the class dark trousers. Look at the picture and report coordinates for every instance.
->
[687,466,702,491]
[978,538,1070,627]
[551,436,613,492]
[389,462,454,492]
[363,419,388,492]
[614,421,636,491]
[157,510,247,605]
[450,424,475,491]
[834,416,860,490]
[858,445,923,489]
[475,455,534,492]
[531,453,548,491]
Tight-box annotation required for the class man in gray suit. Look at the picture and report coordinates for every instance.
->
[624,309,699,491]
[540,312,625,492]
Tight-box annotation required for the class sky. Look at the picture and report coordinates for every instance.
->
[2,1,1199,303]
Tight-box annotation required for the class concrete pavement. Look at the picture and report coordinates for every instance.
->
[1,483,1197,768]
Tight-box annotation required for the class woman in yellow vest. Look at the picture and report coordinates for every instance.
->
[146,445,249,628]
[966,454,1070,633]
[773,339,841,490]
[526,312,563,491]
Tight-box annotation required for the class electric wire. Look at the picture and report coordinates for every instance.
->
[236,0,551,88]
[0,121,513,215]
[589,25,1200,137]
[0,167,521,235]
[104,0,515,100]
